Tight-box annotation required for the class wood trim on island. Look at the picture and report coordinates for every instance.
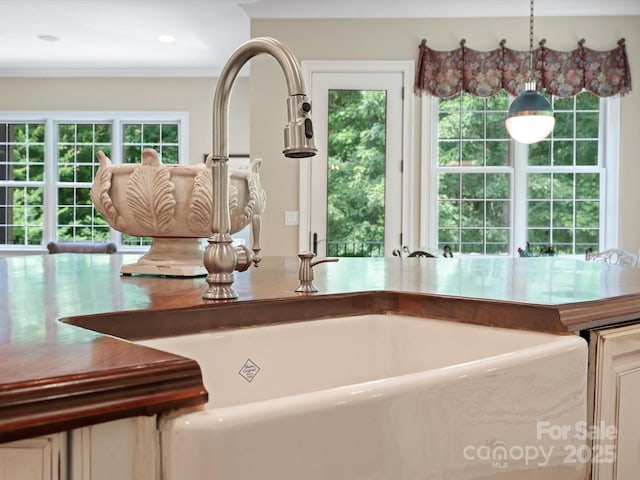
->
[61,291,572,339]
[60,290,640,340]
[0,336,207,443]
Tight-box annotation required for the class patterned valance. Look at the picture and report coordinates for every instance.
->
[414,38,631,98]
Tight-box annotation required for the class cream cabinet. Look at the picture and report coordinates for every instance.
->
[68,416,159,480]
[0,416,158,480]
[589,323,640,480]
[0,435,62,480]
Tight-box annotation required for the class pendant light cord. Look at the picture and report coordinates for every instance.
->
[505,0,556,144]
[528,0,535,83]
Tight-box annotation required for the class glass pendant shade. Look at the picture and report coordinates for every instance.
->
[505,88,555,144]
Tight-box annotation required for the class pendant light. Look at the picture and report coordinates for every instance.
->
[505,0,555,144]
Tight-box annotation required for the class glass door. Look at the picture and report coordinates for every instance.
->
[306,70,404,258]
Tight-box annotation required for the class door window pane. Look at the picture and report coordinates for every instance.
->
[326,89,386,257]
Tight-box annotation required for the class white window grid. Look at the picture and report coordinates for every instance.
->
[423,92,619,257]
[433,91,514,255]
[0,112,188,253]
[0,122,46,246]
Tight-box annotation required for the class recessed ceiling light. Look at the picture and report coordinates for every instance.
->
[37,34,60,42]
[158,35,175,43]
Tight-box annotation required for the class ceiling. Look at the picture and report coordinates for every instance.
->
[1,0,638,77]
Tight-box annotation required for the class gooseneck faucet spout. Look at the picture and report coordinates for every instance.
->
[203,37,317,300]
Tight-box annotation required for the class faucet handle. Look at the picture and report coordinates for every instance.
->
[234,244,254,272]
[295,251,339,293]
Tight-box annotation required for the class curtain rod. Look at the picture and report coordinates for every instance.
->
[419,38,626,48]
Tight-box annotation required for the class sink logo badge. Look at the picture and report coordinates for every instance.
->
[239,359,261,383]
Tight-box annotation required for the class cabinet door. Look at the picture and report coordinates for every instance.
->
[590,323,640,480]
[69,416,158,480]
[0,435,61,480]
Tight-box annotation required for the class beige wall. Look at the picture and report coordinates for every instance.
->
[251,17,640,256]
[0,76,250,160]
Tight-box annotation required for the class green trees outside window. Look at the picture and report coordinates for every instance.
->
[437,91,512,255]
[436,91,602,256]
[0,95,604,257]
[0,123,46,245]
[326,89,387,257]
[526,94,600,255]
[57,123,112,242]
[0,118,181,248]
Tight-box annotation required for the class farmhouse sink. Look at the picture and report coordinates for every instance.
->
[136,314,588,480]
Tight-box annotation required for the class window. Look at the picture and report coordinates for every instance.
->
[430,91,616,257]
[0,113,187,251]
[526,94,602,256]
[436,91,512,255]
[0,122,45,246]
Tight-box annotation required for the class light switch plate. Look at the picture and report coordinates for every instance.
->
[285,210,299,226]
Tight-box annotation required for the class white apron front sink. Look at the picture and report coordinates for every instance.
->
[138,314,588,480]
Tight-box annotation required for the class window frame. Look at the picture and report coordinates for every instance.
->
[421,94,620,257]
[0,111,189,254]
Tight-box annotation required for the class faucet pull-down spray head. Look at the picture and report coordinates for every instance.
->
[283,95,317,158]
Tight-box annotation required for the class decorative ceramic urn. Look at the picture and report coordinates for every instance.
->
[90,148,266,276]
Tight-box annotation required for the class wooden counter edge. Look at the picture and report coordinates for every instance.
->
[0,356,207,444]
[556,295,640,332]
[395,292,569,333]
[63,290,574,338]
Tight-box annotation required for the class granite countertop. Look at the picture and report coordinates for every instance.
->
[2,253,640,443]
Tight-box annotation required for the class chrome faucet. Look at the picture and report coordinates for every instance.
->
[295,252,339,293]
[203,37,317,300]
